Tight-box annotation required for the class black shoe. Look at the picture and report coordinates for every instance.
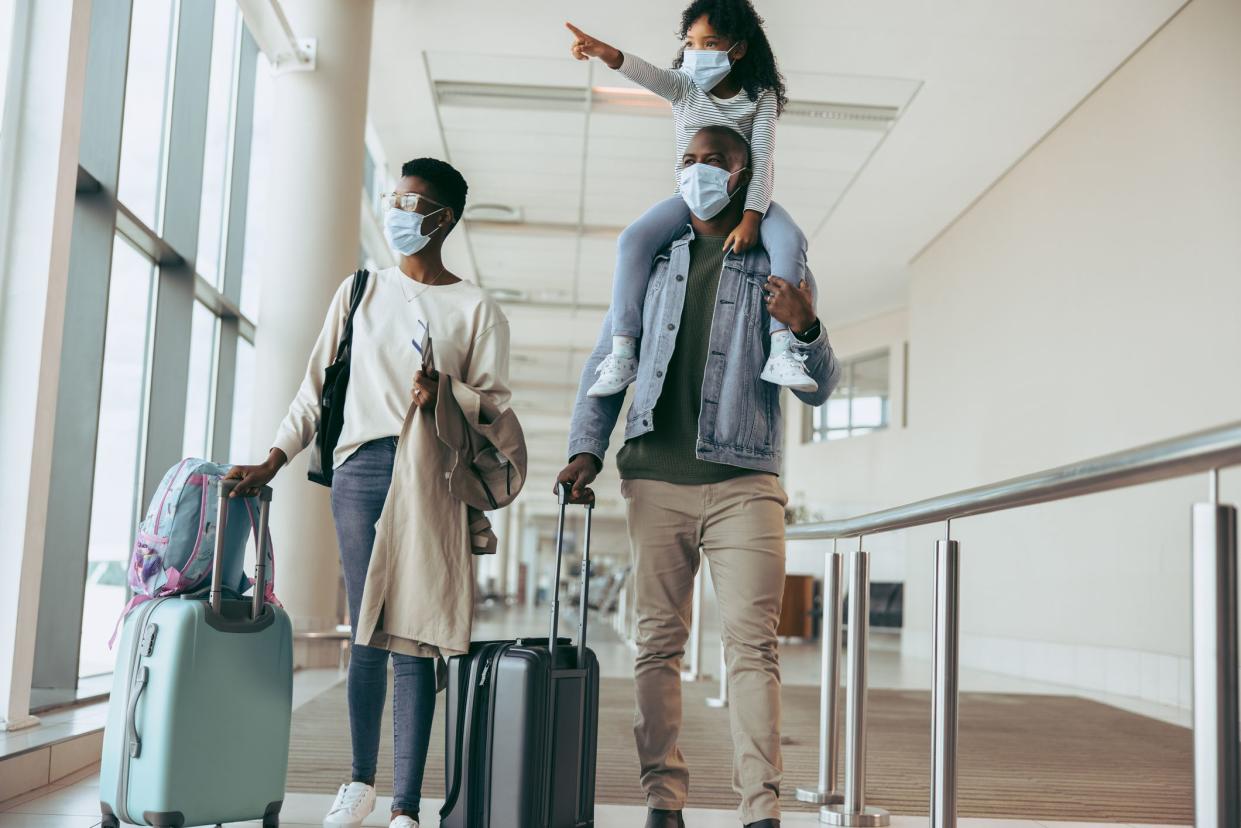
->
[744,820,780,828]
[645,808,686,828]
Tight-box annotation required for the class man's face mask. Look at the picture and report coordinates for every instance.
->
[678,162,747,221]
[384,205,444,257]
[680,42,738,93]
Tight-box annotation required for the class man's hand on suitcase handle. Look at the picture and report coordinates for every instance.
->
[555,454,601,505]
[224,449,286,498]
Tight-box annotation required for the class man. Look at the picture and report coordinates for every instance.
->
[556,125,840,828]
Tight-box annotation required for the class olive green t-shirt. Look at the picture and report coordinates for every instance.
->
[616,234,753,485]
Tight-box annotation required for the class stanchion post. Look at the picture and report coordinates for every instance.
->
[798,542,844,805]
[706,640,729,708]
[822,540,889,826]
[1191,474,1239,827]
[682,564,709,682]
[930,534,960,828]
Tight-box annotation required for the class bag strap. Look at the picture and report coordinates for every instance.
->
[334,269,370,364]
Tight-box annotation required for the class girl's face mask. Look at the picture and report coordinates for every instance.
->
[680,42,738,92]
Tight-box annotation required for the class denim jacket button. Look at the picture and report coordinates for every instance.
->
[676,274,684,281]
[656,370,663,378]
[666,324,675,331]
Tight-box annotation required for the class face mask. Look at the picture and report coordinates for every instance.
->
[384,206,444,256]
[680,42,737,92]
[679,162,747,220]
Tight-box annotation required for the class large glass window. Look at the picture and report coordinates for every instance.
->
[44,1,266,692]
[808,350,891,442]
[229,338,255,464]
[182,301,219,459]
[195,2,241,286]
[116,0,176,230]
[240,52,274,321]
[79,237,156,678]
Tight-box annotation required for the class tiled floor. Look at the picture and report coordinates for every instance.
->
[0,606,1193,826]
[0,771,1191,828]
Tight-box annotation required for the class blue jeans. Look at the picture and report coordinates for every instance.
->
[331,438,436,816]
[610,196,807,338]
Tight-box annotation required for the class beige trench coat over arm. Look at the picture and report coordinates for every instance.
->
[354,373,527,664]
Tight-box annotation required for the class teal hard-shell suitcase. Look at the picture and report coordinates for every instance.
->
[99,482,292,828]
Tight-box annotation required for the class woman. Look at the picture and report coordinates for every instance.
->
[227,157,510,828]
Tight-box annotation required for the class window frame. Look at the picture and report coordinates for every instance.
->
[805,347,893,443]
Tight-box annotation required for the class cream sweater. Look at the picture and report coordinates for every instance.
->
[271,267,511,470]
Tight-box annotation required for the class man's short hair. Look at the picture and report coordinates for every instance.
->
[400,157,468,223]
[694,124,751,166]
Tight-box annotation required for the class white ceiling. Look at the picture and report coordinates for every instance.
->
[365,0,1185,512]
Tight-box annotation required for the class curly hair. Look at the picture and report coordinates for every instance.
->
[672,0,788,114]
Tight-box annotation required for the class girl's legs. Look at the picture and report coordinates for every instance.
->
[758,201,808,335]
[590,196,690,397]
[389,654,437,819]
[757,202,817,391]
[610,195,693,338]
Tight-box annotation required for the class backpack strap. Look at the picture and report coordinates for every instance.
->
[334,269,370,363]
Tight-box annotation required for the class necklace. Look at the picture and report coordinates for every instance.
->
[403,264,448,303]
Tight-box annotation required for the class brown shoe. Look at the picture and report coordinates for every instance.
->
[645,808,686,828]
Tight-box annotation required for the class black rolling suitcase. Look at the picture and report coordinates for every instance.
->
[440,485,599,828]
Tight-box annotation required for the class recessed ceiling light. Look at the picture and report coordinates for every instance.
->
[463,203,523,223]
[435,79,899,130]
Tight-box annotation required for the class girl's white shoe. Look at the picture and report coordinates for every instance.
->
[322,781,376,827]
[586,352,639,397]
[760,348,818,392]
[390,816,420,828]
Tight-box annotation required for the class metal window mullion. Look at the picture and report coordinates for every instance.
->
[212,318,239,463]
[138,0,214,509]
[29,0,134,696]
[221,27,257,308]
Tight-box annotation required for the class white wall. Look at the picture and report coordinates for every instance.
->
[785,0,1241,707]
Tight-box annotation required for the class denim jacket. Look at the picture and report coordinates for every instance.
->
[568,227,841,475]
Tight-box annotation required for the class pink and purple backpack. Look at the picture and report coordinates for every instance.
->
[113,458,279,643]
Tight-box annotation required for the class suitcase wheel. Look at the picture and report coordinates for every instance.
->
[100,816,119,828]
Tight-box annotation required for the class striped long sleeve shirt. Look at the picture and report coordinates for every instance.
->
[617,50,777,215]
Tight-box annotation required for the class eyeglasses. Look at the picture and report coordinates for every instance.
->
[380,191,445,214]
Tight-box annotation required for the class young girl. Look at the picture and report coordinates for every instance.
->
[566,0,816,397]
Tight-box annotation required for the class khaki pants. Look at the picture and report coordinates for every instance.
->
[621,474,788,824]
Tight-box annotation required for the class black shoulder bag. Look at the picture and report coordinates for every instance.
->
[307,269,370,487]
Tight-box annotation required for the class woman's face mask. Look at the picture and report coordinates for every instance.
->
[680,42,738,93]
[384,206,444,257]
[679,162,747,220]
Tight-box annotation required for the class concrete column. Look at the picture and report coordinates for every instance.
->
[248,0,373,658]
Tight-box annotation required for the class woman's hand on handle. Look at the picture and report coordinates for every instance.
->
[224,449,287,498]
[565,22,623,70]
[555,454,601,505]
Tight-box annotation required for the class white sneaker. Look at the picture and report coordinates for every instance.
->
[586,353,638,397]
[760,349,818,392]
[323,781,376,827]
[389,816,420,828]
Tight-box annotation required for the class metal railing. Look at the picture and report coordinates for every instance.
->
[786,420,1241,827]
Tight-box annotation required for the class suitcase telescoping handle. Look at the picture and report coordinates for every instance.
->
[552,482,593,667]
[212,478,273,619]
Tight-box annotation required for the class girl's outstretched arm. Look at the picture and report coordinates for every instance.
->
[565,22,689,104]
